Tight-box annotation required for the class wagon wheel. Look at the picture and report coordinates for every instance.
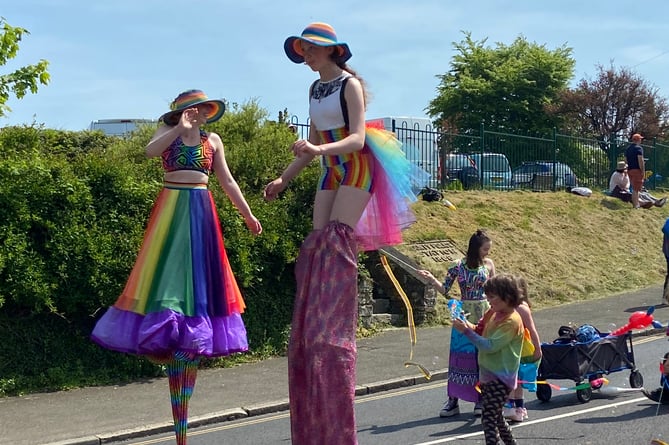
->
[536,383,552,402]
[629,370,644,388]
[576,386,592,403]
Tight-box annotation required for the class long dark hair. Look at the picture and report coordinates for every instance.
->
[335,60,369,108]
[465,229,491,269]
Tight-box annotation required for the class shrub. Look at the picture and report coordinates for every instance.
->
[0,102,321,394]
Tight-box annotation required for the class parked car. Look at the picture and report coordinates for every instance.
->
[512,161,578,190]
[442,153,480,189]
[468,153,513,189]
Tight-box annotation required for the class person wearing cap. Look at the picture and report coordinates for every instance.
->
[625,133,646,209]
[91,89,262,445]
[264,22,422,445]
[609,158,666,208]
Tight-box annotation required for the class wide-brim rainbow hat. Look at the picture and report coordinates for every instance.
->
[159,89,226,126]
[284,22,352,64]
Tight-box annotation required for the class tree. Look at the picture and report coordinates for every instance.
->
[427,32,575,137]
[0,17,50,117]
[553,63,669,148]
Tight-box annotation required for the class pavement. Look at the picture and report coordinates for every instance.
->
[2,285,669,445]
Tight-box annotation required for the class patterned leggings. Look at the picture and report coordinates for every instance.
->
[480,380,517,445]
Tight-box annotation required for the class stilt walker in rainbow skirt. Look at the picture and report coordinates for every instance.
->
[264,22,424,445]
[91,90,262,445]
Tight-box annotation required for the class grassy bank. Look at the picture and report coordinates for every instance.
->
[396,189,669,310]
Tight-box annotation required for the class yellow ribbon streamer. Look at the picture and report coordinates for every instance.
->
[380,255,431,380]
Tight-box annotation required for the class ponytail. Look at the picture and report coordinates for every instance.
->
[336,60,369,108]
[465,229,491,269]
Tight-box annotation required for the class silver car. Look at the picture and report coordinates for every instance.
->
[469,153,513,190]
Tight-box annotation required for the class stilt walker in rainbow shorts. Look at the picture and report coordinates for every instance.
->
[264,22,425,445]
[91,90,262,445]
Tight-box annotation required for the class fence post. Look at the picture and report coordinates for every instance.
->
[552,128,558,191]
[479,122,485,184]
[479,122,485,153]
[652,137,657,190]
[609,132,618,173]
[438,130,446,189]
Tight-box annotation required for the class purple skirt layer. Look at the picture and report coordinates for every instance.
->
[91,306,248,357]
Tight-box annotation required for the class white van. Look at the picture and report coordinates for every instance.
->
[366,116,438,187]
[469,153,513,189]
[90,119,157,137]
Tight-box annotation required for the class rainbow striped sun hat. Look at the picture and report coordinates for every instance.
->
[284,22,352,64]
[159,89,226,126]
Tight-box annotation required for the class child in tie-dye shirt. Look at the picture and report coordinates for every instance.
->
[452,274,523,445]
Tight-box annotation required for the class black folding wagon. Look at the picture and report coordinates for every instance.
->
[536,330,644,403]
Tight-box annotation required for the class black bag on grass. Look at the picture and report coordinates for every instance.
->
[420,187,443,202]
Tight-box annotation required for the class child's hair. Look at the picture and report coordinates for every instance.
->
[483,273,522,308]
[465,229,491,269]
[664,352,669,360]
[515,275,531,308]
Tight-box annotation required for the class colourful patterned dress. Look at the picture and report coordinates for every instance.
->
[91,132,248,358]
[444,258,491,402]
[91,125,248,445]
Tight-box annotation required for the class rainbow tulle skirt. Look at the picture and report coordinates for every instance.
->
[319,124,427,251]
[91,182,248,357]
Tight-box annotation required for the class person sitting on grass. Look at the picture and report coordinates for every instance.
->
[609,160,667,209]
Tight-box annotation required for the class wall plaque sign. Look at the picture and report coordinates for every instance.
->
[406,239,462,264]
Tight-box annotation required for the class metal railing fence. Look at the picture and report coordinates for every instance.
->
[286,116,669,192]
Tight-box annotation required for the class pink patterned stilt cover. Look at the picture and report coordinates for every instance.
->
[288,221,359,445]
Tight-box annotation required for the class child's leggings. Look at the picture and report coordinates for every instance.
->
[480,379,517,445]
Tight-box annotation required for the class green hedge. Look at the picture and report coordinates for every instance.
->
[0,102,320,395]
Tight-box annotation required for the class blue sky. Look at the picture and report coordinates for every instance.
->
[3,0,668,131]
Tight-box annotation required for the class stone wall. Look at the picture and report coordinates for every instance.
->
[357,273,375,329]
[358,240,463,328]
[360,248,438,327]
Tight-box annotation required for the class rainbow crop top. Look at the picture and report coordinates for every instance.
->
[161,130,214,174]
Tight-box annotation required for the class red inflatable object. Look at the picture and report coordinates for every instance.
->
[609,309,654,336]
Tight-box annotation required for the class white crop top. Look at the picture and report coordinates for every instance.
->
[309,74,351,131]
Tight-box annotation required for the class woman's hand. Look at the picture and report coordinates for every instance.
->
[292,139,322,157]
[244,214,262,235]
[178,107,202,131]
[263,178,286,201]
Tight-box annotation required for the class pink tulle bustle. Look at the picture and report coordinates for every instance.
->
[355,126,428,251]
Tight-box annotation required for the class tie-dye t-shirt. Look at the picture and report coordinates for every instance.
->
[464,309,523,389]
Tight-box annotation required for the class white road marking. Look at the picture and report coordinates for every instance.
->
[412,397,647,444]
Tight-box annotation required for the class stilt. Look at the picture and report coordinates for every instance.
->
[289,222,359,445]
